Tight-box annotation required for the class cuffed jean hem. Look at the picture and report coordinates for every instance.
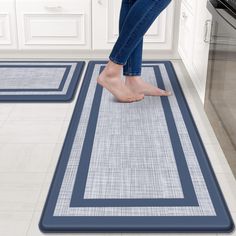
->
[123,72,141,76]
[109,55,126,65]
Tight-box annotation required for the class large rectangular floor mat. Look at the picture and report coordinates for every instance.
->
[39,60,234,232]
[0,61,85,101]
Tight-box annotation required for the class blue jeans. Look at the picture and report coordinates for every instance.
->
[109,0,172,76]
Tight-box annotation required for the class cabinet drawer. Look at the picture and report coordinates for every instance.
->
[16,0,91,49]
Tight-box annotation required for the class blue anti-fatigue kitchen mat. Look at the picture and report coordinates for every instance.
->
[0,61,85,101]
[39,60,234,232]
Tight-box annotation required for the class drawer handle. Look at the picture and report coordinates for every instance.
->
[44,5,62,11]
[204,19,212,43]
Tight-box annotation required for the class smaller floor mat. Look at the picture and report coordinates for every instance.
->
[39,60,234,233]
[0,61,85,101]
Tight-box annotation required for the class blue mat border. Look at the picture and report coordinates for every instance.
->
[0,61,85,102]
[70,65,198,207]
[39,60,235,232]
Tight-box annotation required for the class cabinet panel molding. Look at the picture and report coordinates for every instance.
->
[16,0,91,49]
[0,13,11,45]
[0,0,18,49]
[22,14,86,45]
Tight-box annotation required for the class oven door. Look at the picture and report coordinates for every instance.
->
[205,0,236,174]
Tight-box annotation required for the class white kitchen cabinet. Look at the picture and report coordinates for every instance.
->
[16,0,91,49]
[0,0,18,49]
[0,0,177,55]
[92,0,175,50]
[191,0,212,102]
[178,0,212,103]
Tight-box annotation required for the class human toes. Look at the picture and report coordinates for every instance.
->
[159,89,171,96]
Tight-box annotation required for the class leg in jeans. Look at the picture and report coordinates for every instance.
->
[119,0,143,77]
[97,0,172,103]
[119,0,172,97]
[109,0,172,64]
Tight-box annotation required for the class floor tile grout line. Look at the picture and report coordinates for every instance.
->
[0,171,49,174]
[0,104,16,129]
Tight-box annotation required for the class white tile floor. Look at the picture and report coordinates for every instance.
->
[0,59,235,236]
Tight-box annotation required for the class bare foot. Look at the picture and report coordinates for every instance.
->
[125,76,172,96]
[97,61,144,103]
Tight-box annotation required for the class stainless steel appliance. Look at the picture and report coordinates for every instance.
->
[205,0,236,176]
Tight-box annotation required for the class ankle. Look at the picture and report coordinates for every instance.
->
[125,76,141,83]
[105,60,122,76]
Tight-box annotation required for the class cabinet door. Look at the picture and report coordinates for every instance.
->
[178,2,194,64]
[16,0,91,49]
[192,0,212,102]
[0,0,18,49]
[92,0,175,50]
